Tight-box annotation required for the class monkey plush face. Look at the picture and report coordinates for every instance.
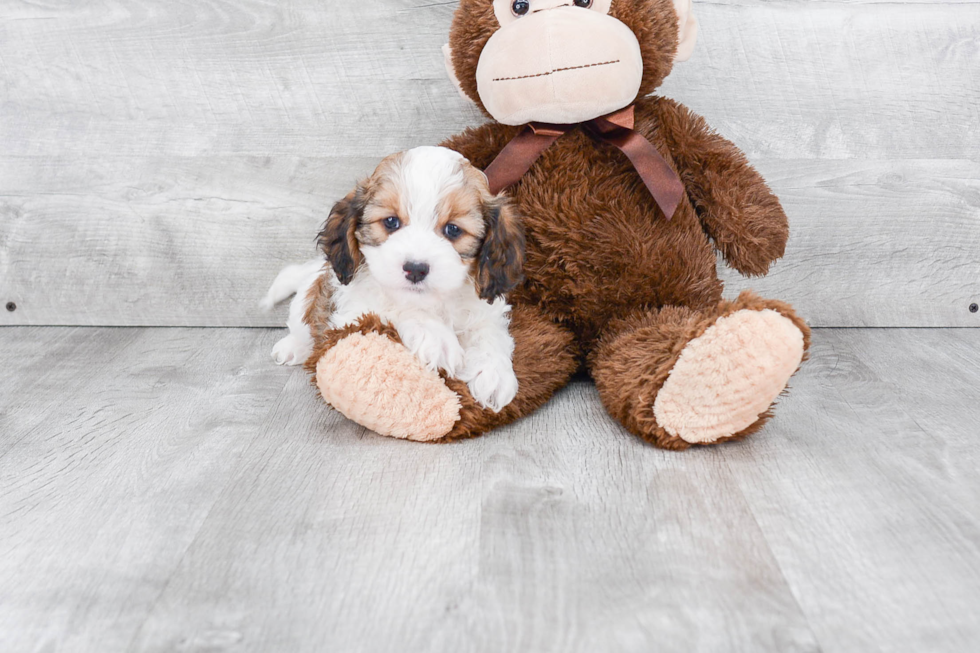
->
[447,0,699,126]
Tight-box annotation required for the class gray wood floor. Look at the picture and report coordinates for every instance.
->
[1,326,978,652]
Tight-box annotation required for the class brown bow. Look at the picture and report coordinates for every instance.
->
[483,105,685,220]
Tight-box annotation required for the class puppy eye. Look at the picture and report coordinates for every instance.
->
[573,0,592,6]
[512,1,529,16]
[383,216,401,232]
[443,223,463,240]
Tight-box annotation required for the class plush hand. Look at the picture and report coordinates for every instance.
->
[653,98,789,277]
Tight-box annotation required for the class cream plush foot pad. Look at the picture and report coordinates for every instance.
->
[653,309,805,444]
[316,332,461,442]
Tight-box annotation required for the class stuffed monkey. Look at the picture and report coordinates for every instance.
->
[307,0,810,449]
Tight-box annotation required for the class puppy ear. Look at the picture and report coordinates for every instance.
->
[477,196,525,303]
[318,187,365,285]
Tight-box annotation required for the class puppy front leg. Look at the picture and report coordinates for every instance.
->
[395,318,466,378]
[458,319,519,413]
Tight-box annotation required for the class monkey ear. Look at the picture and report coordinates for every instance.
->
[443,43,475,104]
[318,188,365,285]
[674,0,700,62]
[477,196,525,303]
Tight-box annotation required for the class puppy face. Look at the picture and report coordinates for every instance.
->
[319,146,524,302]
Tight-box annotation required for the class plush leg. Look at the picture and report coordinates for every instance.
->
[306,306,578,442]
[590,291,811,450]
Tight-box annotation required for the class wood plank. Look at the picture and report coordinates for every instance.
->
[725,329,980,652]
[0,156,370,328]
[2,327,980,650]
[0,327,143,459]
[0,0,480,159]
[1,1,978,327]
[2,157,977,328]
[660,1,980,161]
[126,370,490,652]
[128,378,818,653]
[723,159,980,327]
[0,327,289,652]
[0,0,976,159]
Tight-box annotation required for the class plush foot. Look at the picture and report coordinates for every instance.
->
[591,292,810,450]
[315,331,461,442]
[653,308,806,445]
[307,309,578,443]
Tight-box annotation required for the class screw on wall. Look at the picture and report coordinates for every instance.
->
[971,303,979,314]
[5,302,16,312]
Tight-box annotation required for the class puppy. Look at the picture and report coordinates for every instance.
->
[262,146,525,413]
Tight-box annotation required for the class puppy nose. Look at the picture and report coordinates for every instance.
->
[403,261,430,284]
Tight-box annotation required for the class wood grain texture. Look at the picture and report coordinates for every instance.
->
[1,0,978,327]
[129,376,819,653]
[2,0,976,159]
[725,329,980,652]
[0,156,366,327]
[2,326,979,652]
[3,156,977,328]
[0,328,286,652]
[723,159,980,327]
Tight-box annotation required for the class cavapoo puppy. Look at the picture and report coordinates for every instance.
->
[262,146,525,412]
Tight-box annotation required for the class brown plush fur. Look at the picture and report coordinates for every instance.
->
[439,305,578,441]
[589,291,811,450]
[304,306,578,443]
[442,99,743,349]
[309,0,809,447]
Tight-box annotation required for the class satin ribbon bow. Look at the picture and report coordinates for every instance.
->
[483,105,685,220]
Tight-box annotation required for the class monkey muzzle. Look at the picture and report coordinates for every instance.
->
[476,7,644,126]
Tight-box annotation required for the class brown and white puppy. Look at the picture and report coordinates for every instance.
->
[263,146,525,412]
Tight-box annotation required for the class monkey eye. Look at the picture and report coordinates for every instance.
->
[443,223,463,240]
[383,216,401,232]
[512,1,530,16]
[573,0,593,6]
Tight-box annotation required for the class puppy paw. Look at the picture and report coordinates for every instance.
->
[460,351,519,413]
[397,320,465,377]
[272,334,313,367]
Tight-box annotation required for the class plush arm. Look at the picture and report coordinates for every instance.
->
[650,97,789,277]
